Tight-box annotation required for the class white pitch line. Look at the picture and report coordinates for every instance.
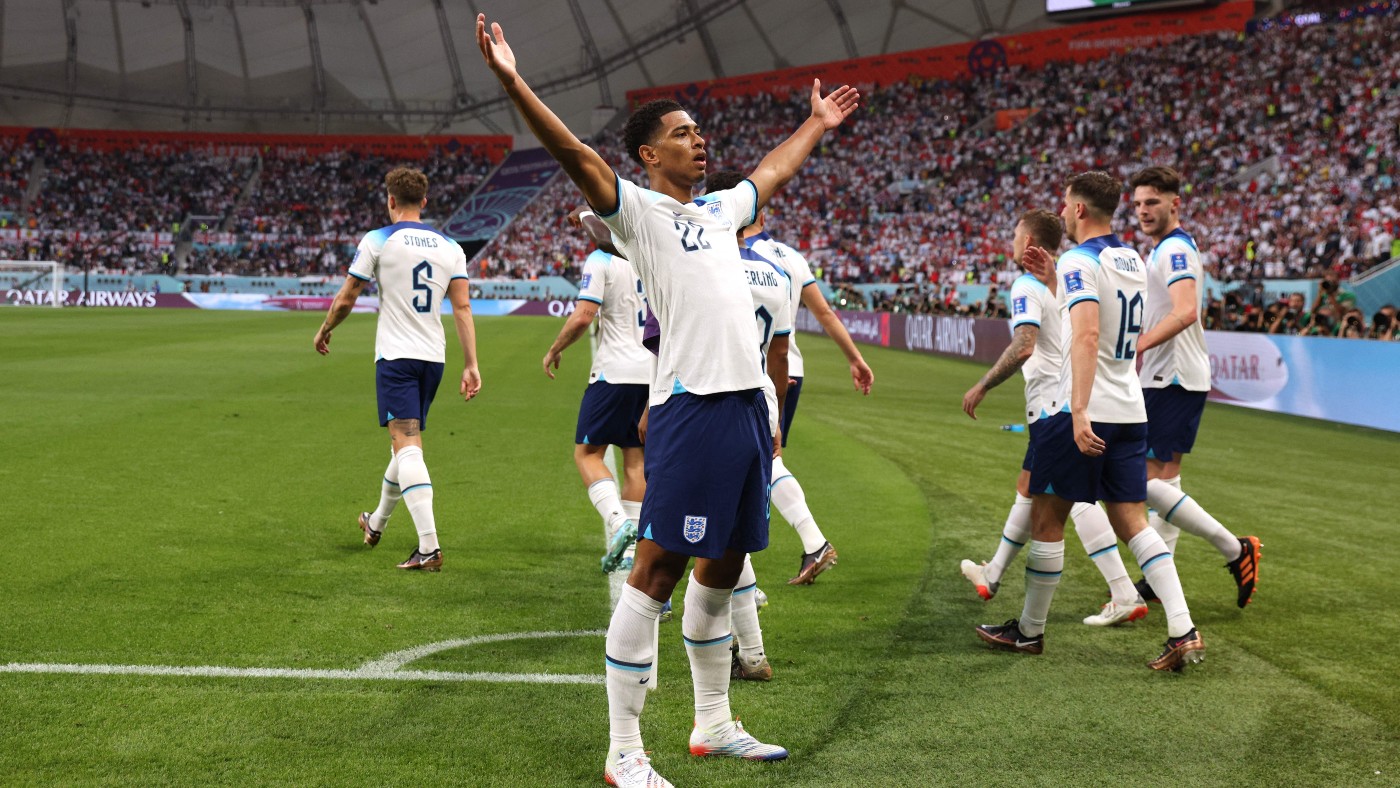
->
[0,629,608,686]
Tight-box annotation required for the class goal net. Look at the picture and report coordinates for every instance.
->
[0,260,65,307]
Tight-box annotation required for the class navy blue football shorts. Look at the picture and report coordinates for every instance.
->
[376,358,445,429]
[779,376,803,448]
[1028,411,1148,504]
[639,389,771,560]
[1021,436,1036,473]
[1143,385,1208,461]
[575,381,648,448]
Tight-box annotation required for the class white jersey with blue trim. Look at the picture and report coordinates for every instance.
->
[1053,233,1148,424]
[348,220,467,363]
[741,245,791,437]
[748,232,814,377]
[1140,227,1211,392]
[577,249,652,385]
[1008,272,1062,424]
[597,176,769,407]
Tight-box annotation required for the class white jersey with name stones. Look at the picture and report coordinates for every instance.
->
[1053,233,1148,424]
[597,176,769,407]
[348,220,467,363]
[1140,227,1211,392]
[577,249,652,385]
[1008,272,1063,423]
[749,232,814,377]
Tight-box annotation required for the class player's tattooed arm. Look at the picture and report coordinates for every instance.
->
[961,324,1036,419]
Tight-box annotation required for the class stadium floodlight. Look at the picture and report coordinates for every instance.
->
[0,260,65,307]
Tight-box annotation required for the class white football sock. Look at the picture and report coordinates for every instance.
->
[395,446,438,554]
[1128,528,1194,638]
[683,576,735,732]
[1071,502,1136,604]
[1147,476,1240,561]
[730,557,764,661]
[1149,510,1181,554]
[620,499,642,564]
[606,584,664,754]
[1019,540,1064,637]
[770,457,826,554]
[369,449,401,532]
[986,494,1032,586]
[588,478,630,538]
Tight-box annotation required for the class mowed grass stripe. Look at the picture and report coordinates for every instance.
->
[1,308,1397,786]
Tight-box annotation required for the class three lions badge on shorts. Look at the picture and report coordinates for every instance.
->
[683,515,708,543]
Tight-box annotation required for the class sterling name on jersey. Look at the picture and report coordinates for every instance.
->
[749,231,816,377]
[597,176,769,407]
[349,221,467,363]
[741,245,793,436]
[1140,227,1211,392]
[577,249,651,385]
[1054,234,1148,424]
[1008,272,1063,423]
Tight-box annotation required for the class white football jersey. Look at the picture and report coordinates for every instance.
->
[1008,272,1062,424]
[597,176,769,407]
[748,232,815,377]
[577,249,652,385]
[1053,234,1148,424]
[348,221,467,363]
[1140,227,1211,392]
[741,246,792,437]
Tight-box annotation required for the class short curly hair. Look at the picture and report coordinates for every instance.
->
[385,167,428,206]
[1065,171,1122,220]
[622,99,685,166]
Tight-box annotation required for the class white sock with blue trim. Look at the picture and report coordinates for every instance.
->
[369,449,401,532]
[620,500,642,564]
[606,584,664,755]
[395,445,438,554]
[683,575,735,732]
[1147,476,1241,561]
[730,557,764,661]
[770,456,825,554]
[1019,540,1064,637]
[986,494,1032,586]
[588,478,629,539]
[1128,528,1194,638]
[1071,502,1136,604]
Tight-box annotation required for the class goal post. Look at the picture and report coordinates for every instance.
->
[0,260,65,307]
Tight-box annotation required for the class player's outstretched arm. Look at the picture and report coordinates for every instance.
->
[1137,278,1198,353]
[746,80,859,210]
[801,283,873,395]
[477,15,617,214]
[962,324,1037,419]
[313,275,368,354]
[447,279,482,401]
[542,302,598,379]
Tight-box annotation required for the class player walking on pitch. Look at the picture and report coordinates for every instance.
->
[1129,166,1261,608]
[542,234,650,573]
[960,209,1148,626]
[478,14,858,786]
[976,172,1204,670]
[313,167,481,572]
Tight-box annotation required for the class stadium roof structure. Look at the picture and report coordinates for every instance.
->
[0,0,1053,140]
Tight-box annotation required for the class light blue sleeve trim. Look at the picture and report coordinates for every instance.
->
[577,295,603,305]
[802,278,817,288]
[1012,319,1040,328]
[774,328,793,336]
[1167,274,1197,285]
[1067,296,1100,309]
[449,274,470,281]
[742,178,759,227]
[348,271,372,282]
[595,172,623,219]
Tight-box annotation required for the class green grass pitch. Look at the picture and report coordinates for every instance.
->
[2,308,1397,786]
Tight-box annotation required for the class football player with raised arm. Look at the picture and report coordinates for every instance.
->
[960,209,1148,627]
[478,15,858,787]
[1129,165,1261,609]
[976,172,1204,671]
[314,167,481,572]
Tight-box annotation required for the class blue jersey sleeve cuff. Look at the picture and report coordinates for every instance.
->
[449,274,470,281]
[1167,274,1197,285]
[742,178,759,227]
[802,278,817,288]
[773,328,792,336]
[577,295,603,305]
[348,271,372,282]
[594,172,622,219]
[1067,296,1099,310]
[1012,319,1040,328]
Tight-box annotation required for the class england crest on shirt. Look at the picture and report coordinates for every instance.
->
[706,201,731,229]
[683,515,708,543]
[1013,296,1028,315]
[1170,252,1189,272]
[1064,270,1084,293]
